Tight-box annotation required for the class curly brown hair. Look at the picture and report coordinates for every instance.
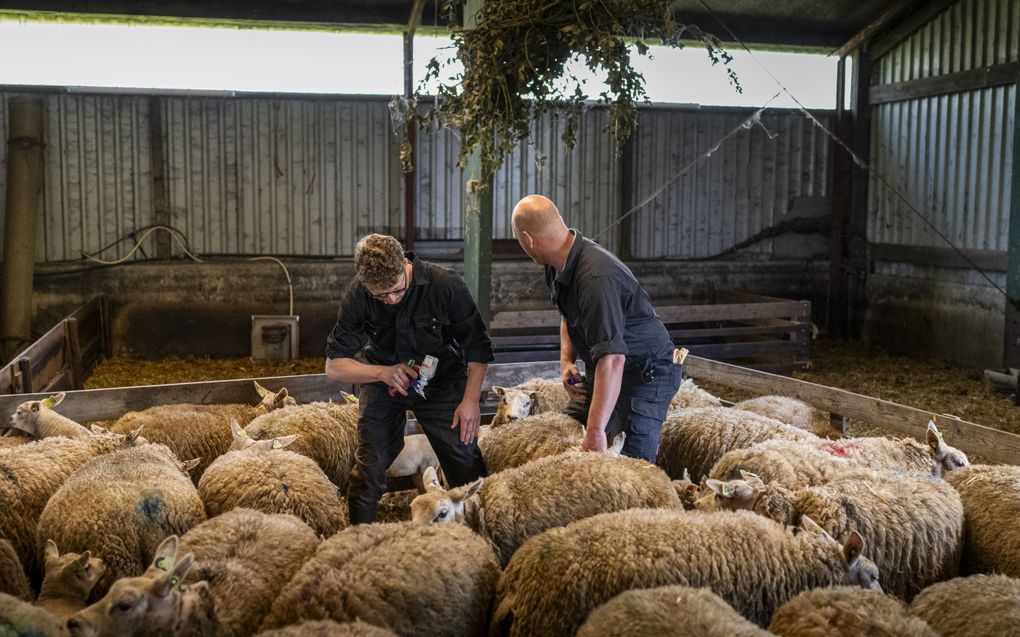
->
[354,234,406,288]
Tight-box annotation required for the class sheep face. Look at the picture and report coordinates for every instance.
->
[410,466,483,524]
[491,387,537,422]
[228,419,298,452]
[66,536,210,637]
[926,421,969,476]
[43,540,107,601]
[704,474,765,511]
[9,392,65,435]
[800,516,882,593]
[254,381,296,410]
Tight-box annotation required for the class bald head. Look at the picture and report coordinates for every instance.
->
[511,195,572,267]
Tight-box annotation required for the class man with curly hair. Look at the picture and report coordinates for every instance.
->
[325,233,492,524]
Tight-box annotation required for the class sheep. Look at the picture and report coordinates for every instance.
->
[491,509,880,636]
[66,535,216,637]
[0,538,31,601]
[410,452,683,565]
[669,377,723,411]
[177,508,320,637]
[36,541,107,620]
[36,443,206,599]
[656,406,819,482]
[575,585,772,637]
[490,378,570,426]
[944,463,1020,577]
[477,412,587,473]
[261,522,500,637]
[108,381,295,484]
[704,468,964,599]
[8,393,90,439]
[768,586,938,637]
[732,395,841,439]
[709,421,968,488]
[909,574,1020,637]
[0,429,31,448]
[0,430,141,588]
[242,401,359,493]
[671,469,702,510]
[0,593,68,637]
[385,433,440,492]
[196,422,345,537]
[254,620,399,637]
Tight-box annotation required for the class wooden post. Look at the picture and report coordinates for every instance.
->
[0,98,44,364]
[149,96,171,258]
[847,48,872,339]
[402,0,426,250]
[828,56,850,338]
[1005,33,1020,382]
[63,318,83,390]
[16,357,32,394]
[99,295,114,359]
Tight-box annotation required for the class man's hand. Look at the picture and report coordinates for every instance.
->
[561,364,587,404]
[452,399,481,444]
[379,363,418,396]
[580,426,607,453]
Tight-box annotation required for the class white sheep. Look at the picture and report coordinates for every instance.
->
[477,411,592,473]
[732,395,841,439]
[656,406,818,482]
[669,378,723,411]
[385,433,441,492]
[705,468,965,599]
[490,378,570,426]
[0,538,31,601]
[769,586,938,636]
[944,463,1020,577]
[260,522,500,637]
[410,452,682,565]
[576,585,771,637]
[196,422,346,537]
[909,574,1020,637]
[254,620,399,636]
[36,541,107,620]
[491,509,880,635]
[8,393,90,439]
[67,535,216,637]
[36,443,206,598]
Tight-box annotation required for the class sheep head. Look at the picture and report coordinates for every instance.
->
[799,515,882,593]
[254,381,296,411]
[8,393,66,435]
[926,421,969,476]
[42,540,107,603]
[409,466,483,525]
[490,386,535,422]
[228,419,298,452]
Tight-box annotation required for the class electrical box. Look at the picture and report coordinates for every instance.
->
[251,315,299,360]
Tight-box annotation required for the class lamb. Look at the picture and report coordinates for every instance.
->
[944,463,1020,576]
[656,406,818,481]
[669,377,723,411]
[242,401,359,492]
[0,430,141,587]
[260,522,500,637]
[768,586,938,637]
[196,422,345,537]
[491,509,880,636]
[8,393,90,439]
[410,452,683,565]
[0,593,68,637]
[67,535,216,637]
[177,508,320,637]
[909,574,1020,637]
[36,541,107,620]
[575,585,771,637]
[385,433,440,491]
[490,378,570,426]
[709,421,968,488]
[477,411,588,473]
[732,395,841,439]
[0,538,31,601]
[704,468,964,599]
[108,381,295,483]
[36,443,206,598]
[255,620,399,637]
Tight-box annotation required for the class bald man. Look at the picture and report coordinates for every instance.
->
[511,195,681,460]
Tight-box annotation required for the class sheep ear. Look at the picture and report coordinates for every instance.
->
[75,551,92,570]
[843,531,865,565]
[126,426,145,445]
[423,466,443,492]
[45,539,60,561]
[459,478,484,501]
[926,421,945,454]
[340,390,359,404]
[89,424,107,434]
[800,515,827,536]
[270,434,298,449]
[738,471,765,489]
[490,386,506,398]
[152,553,193,598]
[43,393,65,408]
[609,432,626,454]
[30,402,40,412]
[180,458,201,473]
[230,420,247,442]
[149,536,178,574]
[681,468,690,481]
[274,387,289,402]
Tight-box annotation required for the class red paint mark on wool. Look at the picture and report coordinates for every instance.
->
[821,441,864,457]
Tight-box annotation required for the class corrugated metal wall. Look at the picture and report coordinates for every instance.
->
[1,91,831,263]
[869,0,1018,259]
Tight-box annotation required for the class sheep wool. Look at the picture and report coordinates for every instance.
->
[254,620,399,637]
[36,443,206,598]
[243,401,359,492]
[945,463,1020,577]
[732,395,840,439]
[768,586,938,637]
[656,406,817,482]
[0,592,67,637]
[576,585,771,637]
[261,523,500,637]
[909,574,1020,637]
[178,508,320,637]
[478,412,584,473]
[0,538,31,601]
[411,452,683,565]
[491,509,880,636]
[669,378,723,411]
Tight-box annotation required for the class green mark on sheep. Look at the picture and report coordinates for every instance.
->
[155,556,174,572]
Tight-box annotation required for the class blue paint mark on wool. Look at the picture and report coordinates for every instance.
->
[136,491,164,518]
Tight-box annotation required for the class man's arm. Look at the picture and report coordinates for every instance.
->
[559,318,585,404]
[324,357,417,395]
[580,353,625,452]
[452,361,487,444]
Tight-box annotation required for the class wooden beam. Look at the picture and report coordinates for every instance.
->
[149,97,170,258]
[1004,43,1020,370]
[871,243,1007,272]
[836,0,916,58]
[684,355,1020,465]
[872,0,962,60]
[870,62,1019,105]
[829,55,850,338]
[847,48,872,339]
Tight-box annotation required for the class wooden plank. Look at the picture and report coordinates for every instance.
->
[836,0,916,58]
[683,355,1020,465]
[870,62,1019,105]
[64,318,84,390]
[872,0,969,60]
[872,243,1008,272]
[99,295,113,359]
[687,340,808,362]
[714,290,812,322]
[0,364,13,394]
[16,358,32,394]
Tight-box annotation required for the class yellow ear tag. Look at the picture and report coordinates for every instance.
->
[42,396,56,408]
[271,439,283,449]
[170,576,179,588]
[155,556,174,572]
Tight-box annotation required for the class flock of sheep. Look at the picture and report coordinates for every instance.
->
[1,374,1019,636]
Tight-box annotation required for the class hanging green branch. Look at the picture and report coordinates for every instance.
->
[394,0,740,175]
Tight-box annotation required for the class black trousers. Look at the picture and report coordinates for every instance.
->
[347,376,487,524]
[565,361,682,462]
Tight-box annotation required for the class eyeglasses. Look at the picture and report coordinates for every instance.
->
[368,270,409,301]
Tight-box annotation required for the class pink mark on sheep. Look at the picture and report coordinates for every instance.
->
[821,441,864,457]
